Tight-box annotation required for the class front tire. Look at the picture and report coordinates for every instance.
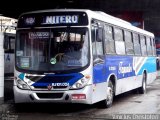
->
[100,80,114,108]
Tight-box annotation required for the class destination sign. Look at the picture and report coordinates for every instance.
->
[28,32,50,39]
[17,12,88,28]
[43,15,78,24]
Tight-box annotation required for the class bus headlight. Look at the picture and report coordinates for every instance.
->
[16,79,30,90]
[70,75,91,89]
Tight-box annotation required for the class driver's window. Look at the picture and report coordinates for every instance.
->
[91,25,104,61]
[92,26,97,58]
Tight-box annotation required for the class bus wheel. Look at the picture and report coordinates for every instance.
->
[138,73,146,94]
[100,80,114,108]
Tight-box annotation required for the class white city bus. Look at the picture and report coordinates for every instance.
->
[14,9,157,108]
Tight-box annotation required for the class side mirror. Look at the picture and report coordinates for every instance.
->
[3,34,9,50]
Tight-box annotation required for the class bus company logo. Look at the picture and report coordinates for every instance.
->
[25,17,35,25]
[47,84,52,90]
[42,15,78,24]
[118,62,132,76]
[52,83,70,87]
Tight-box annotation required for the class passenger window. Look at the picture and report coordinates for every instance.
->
[146,37,152,56]
[124,31,134,55]
[114,27,126,55]
[152,38,156,56]
[105,25,115,54]
[140,35,147,56]
[133,33,141,55]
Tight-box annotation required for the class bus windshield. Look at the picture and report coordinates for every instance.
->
[16,27,89,73]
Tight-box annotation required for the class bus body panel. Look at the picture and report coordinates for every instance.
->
[93,55,156,96]
[91,82,108,104]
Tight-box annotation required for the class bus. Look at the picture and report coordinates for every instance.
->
[13,9,157,108]
[0,16,17,77]
[4,33,15,76]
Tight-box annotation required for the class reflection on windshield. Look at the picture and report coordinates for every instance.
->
[16,28,89,73]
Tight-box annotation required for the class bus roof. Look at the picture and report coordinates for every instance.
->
[20,9,154,37]
[87,10,154,37]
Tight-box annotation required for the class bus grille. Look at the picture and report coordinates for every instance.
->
[36,93,63,99]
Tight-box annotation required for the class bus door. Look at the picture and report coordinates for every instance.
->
[91,22,106,84]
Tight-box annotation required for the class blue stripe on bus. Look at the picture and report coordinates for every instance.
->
[93,56,156,84]
[137,57,156,75]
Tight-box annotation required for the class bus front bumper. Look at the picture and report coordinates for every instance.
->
[13,85,93,104]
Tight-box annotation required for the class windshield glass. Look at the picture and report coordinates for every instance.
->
[16,27,89,73]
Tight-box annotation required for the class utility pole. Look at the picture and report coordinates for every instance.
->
[0,32,4,104]
[0,16,4,103]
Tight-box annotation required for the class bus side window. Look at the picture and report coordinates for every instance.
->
[91,26,97,58]
[96,27,103,56]
[9,36,15,53]
[114,27,126,55]
[105,25,115,54]
[152,38,156,56]
[91,25,104,64]
[133,33,141,55]
[124,30,134,55]
[140,35,147,56]
[4,34,9,50]
[146,37,152,56]
[4,34,15,53]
